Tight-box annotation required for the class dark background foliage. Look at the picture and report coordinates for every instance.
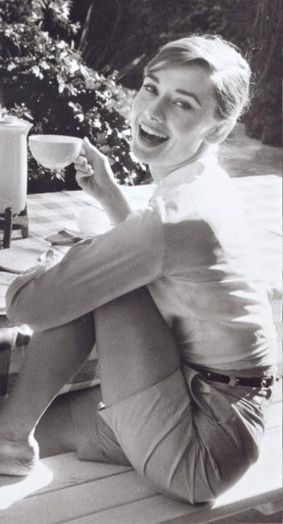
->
[77,0,281,146]
[77,0,257,85]
[0,0,281,194]
[0,0,147,192]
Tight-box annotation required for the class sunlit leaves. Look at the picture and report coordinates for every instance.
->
[0,0,148,188]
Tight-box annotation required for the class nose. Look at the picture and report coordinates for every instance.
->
[145,97,165,123]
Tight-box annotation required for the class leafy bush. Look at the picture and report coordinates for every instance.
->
[0,0,147,192]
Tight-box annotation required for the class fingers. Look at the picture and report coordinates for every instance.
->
[80,137,105,162]
[79,142,88,157]
[74,156,93,173]
[80,137,96,156]
[74,163,94,185]
[75,169,91,188]
[75,155,87,168]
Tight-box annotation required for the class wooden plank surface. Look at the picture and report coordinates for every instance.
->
[0,390,281,524]
[1,470,155,524]
[0,453,131,508]
[63,488,283,524]
[57,416,282,524]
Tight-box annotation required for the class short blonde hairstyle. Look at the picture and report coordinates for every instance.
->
[145,35,251,121]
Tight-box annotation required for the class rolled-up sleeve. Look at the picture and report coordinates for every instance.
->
[6,208,165,331]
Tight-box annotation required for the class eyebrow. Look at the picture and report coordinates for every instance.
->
[175,89,202,107]
[146,72,202,107]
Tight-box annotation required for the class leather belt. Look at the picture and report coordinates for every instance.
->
[189,364,275,388]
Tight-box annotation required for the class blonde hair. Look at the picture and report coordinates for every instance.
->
[145,35,251,121]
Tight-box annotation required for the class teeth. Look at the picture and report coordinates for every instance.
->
[140,123,167,139]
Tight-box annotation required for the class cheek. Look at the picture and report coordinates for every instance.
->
[171,117,197,138]
[179,113,212,136]
[171,118,210,150]
[131,92,144,119]
[129,106,139,131]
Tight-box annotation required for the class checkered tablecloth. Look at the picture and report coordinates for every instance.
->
[27,190,99,238]
[0,177,282,398]
[0,189,110,398]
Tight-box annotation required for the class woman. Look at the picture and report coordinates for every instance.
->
[0,35,277,503]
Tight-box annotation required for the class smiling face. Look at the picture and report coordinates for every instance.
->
[130,62,218,178]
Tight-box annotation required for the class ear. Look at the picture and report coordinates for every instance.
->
[205,118,236,145]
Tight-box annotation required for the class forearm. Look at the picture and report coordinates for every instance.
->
[99,182,132,225]
[6,209,163,332]
[75,138,133,225]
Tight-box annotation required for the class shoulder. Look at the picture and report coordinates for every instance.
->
[149,185,220,273]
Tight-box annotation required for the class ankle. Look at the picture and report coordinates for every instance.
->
[0,424,33,443]
[0,434,39,476]
[0,405,36,442]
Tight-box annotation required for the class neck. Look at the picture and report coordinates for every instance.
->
[149,142,218,184]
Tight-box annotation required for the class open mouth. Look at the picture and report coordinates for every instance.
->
[139,123,169,146]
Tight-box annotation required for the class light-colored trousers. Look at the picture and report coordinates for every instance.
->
[46,287,272,504]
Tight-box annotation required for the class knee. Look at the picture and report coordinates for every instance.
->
[130,442,217,505]
[33,315,95,356]
[147,469,216,505]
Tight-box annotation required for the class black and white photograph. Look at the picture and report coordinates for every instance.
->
[0,1,282,522]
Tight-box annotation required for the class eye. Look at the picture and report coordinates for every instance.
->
[174,100,193,110]
[143,82,158,95]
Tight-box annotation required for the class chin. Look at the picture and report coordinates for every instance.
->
[131,140,163,166]
[131,141,150,164]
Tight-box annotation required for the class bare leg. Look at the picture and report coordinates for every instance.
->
[34,393,78,458]
[0,314,94,475]
[95,287,180,405]
[0,287,180,475]
[32,287,180,458]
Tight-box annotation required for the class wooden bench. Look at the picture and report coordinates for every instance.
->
[0,378,281,523]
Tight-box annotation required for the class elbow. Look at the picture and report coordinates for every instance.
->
[6,287,69,332]
[6,288,47,331]
[5,262,62,331]
[6,293,35,328]
[7,301,50,332]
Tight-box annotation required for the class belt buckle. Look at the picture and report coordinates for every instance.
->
[228,375,239,387]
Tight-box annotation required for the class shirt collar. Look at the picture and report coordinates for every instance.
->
[151,145,219,199]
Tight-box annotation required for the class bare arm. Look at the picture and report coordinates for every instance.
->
[75,138,132,225]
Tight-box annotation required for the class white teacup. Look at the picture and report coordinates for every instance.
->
[29,134,82,169]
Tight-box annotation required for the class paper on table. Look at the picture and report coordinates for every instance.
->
[45,229,82,246]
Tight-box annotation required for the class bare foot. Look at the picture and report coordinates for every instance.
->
[0,435,39,476]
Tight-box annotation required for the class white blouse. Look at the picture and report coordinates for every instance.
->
[6,154,277,371]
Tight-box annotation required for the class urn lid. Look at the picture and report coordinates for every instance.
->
[0,115,32,132]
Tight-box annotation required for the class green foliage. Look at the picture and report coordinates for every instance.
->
[0,0,147,191]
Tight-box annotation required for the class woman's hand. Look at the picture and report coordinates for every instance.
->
[74,137,115,202]
[74,137,132,224]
